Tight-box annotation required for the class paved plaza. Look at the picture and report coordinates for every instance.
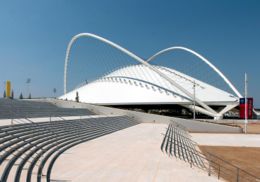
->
[51,123,219,182]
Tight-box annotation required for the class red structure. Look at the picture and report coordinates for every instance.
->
[247,98,253,119]
[240,98,246,119]
[240,98,253,119]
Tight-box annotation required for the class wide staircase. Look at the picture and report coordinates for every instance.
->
[161,121,260,182]
[0,99,93,119]
[161,122,205,168]
[0,116,139,182]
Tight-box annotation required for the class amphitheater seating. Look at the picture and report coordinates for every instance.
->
[0,99,93,119]
[0,115,139,182]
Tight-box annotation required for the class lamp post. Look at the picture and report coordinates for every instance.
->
[244,73,248,134]
[26,78,31,98]
[193,80,196,120]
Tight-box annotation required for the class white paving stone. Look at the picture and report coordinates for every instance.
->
[51,123,220,182]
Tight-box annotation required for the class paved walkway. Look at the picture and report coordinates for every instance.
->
[51,123,219,182]
[191,133,260,147]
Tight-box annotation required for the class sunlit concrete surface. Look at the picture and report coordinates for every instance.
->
[191,133,260,147]
[0,115,116,126]
[51,123,220,182]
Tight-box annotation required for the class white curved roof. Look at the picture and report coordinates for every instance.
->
[60,65,238,105]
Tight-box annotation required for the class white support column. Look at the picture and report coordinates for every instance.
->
[193,80,196,120]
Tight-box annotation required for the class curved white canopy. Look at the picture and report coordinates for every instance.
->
[62,33,241,118]
[60,65,239,118]
[147,46,242,98]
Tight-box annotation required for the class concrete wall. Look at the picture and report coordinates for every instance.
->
[47,99,242,133]
[198,119,260,124]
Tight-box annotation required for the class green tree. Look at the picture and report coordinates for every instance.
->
[19,93,23,99]
[53,88,57,98]
[75,92,79,102]
[11,90,14,99]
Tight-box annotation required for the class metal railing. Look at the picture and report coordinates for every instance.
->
[206,152,260,182]
[162,121,260,182]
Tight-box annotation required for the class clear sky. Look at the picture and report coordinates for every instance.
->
[0,0,259,106]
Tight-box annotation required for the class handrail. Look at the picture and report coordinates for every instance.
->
[162,122,260,181]
[207,152,260,180]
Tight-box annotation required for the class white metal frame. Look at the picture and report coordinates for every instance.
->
[147,46,242,98]
[63,33,241,118]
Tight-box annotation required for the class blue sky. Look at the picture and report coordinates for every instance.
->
[0,0,259,106]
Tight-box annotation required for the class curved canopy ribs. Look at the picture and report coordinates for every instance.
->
[63,33,241,119]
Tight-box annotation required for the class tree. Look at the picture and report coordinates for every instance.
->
[53,88,57,98]
[75,92,79,102]
[3,91,6,98]
[28,93,31,99]
[26,78,31,99]
[11,90,14,99]
[19,93,23,99]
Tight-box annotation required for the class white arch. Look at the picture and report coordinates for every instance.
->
[147,46,242,98]
[64,33,218,115]
[64,33,149,94]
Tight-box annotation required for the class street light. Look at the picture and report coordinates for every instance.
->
[244,73,248,134]
[193,80,196,120]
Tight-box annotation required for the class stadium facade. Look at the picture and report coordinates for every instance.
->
[60,33,242,120]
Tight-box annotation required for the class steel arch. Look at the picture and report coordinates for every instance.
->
[147,46,242,98]
[64,33,218,115]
